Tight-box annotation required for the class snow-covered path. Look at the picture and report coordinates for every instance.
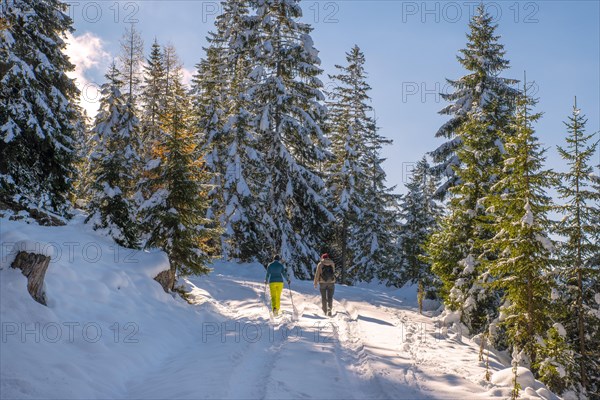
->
[122,263,552,400]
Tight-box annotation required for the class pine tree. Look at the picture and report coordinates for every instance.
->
[71,110,94,205]
[349,116,399,283]
[139,38,166,161]
[191,45,227,241]
[389,157,442,291]
[140,51,217,284]
[426,4,518,334]
[86,64,141,248]
[429,4,518,199]
[325,45,397,284]
[250,0,332,277]
[0,0,81,217]
[484,83,555,374]
[554,99,600,395]
[193,0,267,261]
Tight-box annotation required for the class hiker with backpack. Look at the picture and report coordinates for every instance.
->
[265,255,290,316]
[314,253,335,316]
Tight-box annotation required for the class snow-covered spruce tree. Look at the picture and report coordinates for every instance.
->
[191,45,227,252]
[484,86,555,376]
[388,157,442,291]
[139,38,166,161]
[250,0,332,277]
[429,3,518,199]
[0,0,81,217]
[352,113,400,283]
[86,64,141,248]
[139,53,217,283]
[194,0,267,261]
[425,5,519,333]
[427,104,510,334]
[71,110,94,206]
[554,99,600,395]
[325,45,396,284]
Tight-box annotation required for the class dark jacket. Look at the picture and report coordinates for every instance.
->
[265,261,290,283]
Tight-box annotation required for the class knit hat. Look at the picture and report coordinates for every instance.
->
[321,253,329,259]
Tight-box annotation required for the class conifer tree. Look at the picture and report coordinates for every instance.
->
[86,64,141,248]
[554,99,600,395]
[250,0,332,277]
[139,39,166,160]
[484,83,555,373]
[325,45,393,284]
[426,4,518,333]
[140,52,217,283]
[0,0,81,217]
[389,157,442,290]
[191,45,227,225]
[427,107,506,333]
[193,0,267,261]
[355,118,400,283]
[429,4,518,199]
[71,110,94,205]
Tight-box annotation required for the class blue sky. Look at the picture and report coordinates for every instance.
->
[66,0,600,193]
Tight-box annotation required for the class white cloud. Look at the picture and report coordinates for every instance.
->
[65,32,111,118]
[181,67,194,87]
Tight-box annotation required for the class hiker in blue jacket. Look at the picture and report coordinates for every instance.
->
[265,255,290,316]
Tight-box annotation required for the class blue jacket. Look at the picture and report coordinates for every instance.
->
[265,261,290,284]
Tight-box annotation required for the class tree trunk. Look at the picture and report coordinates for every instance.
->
[11,251,51,305]
[340,217,348,284]
[154,268,175,293]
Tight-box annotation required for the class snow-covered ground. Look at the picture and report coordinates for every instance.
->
[0,215,559,399]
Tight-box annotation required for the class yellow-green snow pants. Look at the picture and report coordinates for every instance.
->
[269,282,284,311]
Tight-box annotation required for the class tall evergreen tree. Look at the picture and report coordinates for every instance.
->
[193,0,266,261]
[429,4,518,199]
[140,53,217,284]
[554,99,600,395]
[71,110,94,205]
[326,45,397,284]
[86,64,141,248]
[427,105,509,333]
[426,4,519,334]
[355,117,400,283]
[484,84,555,374]
[389,157,442,290]
[0,0,81,217]
[139,38,166,160]
[191,45,227,236]
[250,0,332,277]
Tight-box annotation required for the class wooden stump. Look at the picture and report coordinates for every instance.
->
[11,251,51,305]
[154,269,175,293]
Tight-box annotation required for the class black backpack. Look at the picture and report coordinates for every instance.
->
[321,264,334,282]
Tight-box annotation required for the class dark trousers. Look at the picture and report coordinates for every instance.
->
[319,282,335,312]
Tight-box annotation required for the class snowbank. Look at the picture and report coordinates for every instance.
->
[0,214,194,399]
[488,367,560,400]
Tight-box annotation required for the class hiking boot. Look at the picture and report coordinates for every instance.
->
[327,310,332,317]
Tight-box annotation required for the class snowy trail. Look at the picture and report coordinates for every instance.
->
[121,262,560,399]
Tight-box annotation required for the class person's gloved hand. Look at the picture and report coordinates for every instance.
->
[313,283,317,289]
[287,280,291,285]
